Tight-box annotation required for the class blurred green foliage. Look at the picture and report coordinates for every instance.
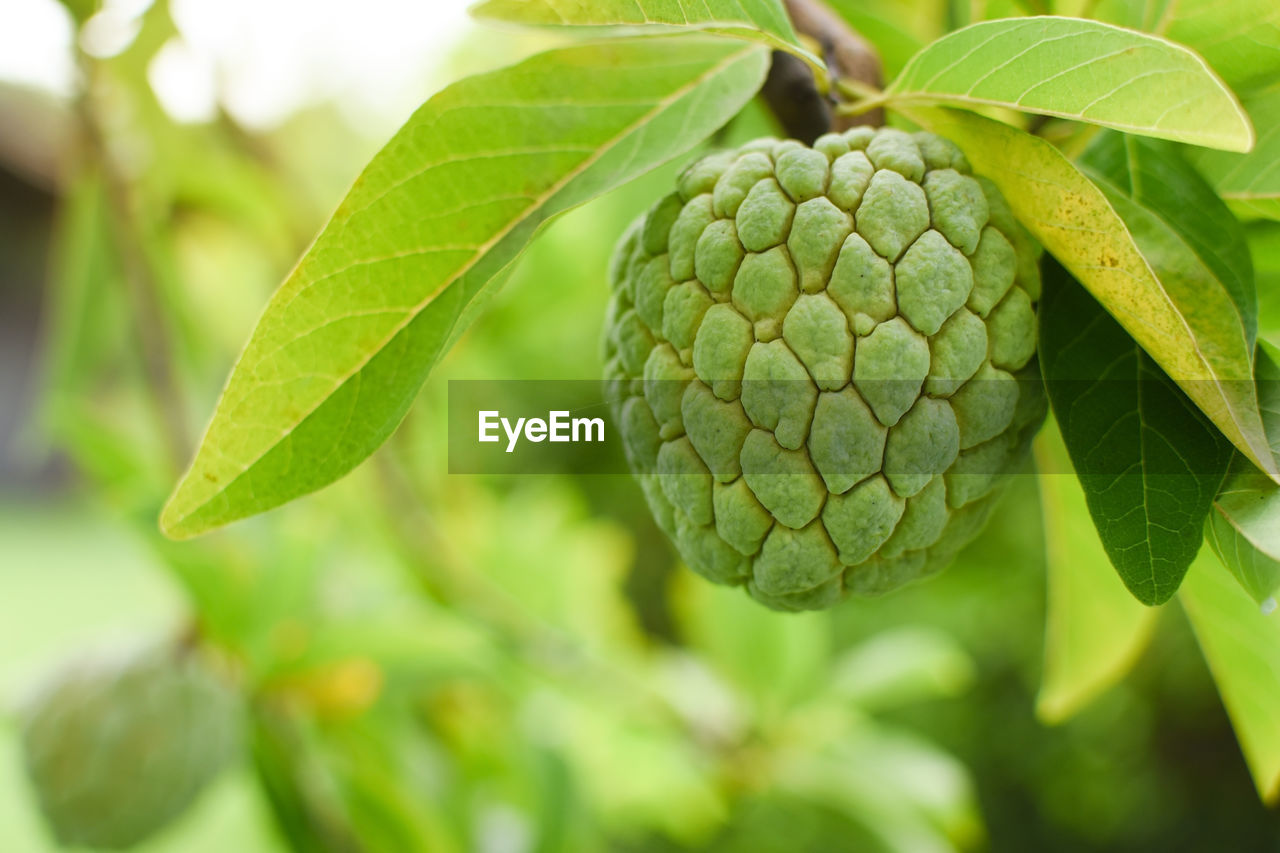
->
[1,0,1278,850]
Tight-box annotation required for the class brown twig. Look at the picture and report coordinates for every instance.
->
[762,0,885,142]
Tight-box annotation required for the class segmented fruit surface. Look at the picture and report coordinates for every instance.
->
[603,127,1046,610]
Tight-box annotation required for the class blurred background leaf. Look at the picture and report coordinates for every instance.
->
[1181,550,1280,803]
[1034,418,1158,723]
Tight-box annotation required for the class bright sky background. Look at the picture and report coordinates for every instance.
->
[0,0,475,133]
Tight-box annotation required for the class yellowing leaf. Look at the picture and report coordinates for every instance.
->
[1039,260,1234,604]
[906,107,1278,484]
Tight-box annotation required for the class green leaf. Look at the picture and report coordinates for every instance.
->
[828,627,975,712]
[1191,86,1280,222]
[1206,510,1280,604]
[55,0,96,25]
[905,107,1279,481]
[323,718,461,853]
[33,170,121,434]
[670,570,829,717]
[1035,418,1158,722]
[887,17,1253,151]
[1252,225,1280,343]
[1165,0,1280,92]
[1039,258,1234,604]
[470,0,821,68]
[1180,549,1280,804]
[161,37,770,538]
[778,729,980,853]
[1210,345,1280,600]
[250,709,363,852]
[546,690,725,842]
[1078,131,1256,347]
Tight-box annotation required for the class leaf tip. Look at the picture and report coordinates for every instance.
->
[1242,434,1280,485]
[1136,585,1175,608]
[1265,773,1280,806]
[158,502,193,541]
[158,480,209,541]
[466,0,496,20]
[1115,570,1176,607]
[1230,89,1257,153]
[1220,129,1256,155]
[1257,451,1280,486]
[1034,694,1073,726]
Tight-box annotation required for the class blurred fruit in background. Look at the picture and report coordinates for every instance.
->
[21,642,240,849]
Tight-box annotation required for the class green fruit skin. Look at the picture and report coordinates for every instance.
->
[604,128,1046,611]
[20,645,241,849]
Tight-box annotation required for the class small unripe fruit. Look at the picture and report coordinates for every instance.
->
[603,128,1046,610]
[20,643,240,849]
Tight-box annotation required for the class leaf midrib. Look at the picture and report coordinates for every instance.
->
[1089,151,1252,352]
[1136,348,1161,600]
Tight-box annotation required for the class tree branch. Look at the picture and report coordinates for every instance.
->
[761,0,885,143]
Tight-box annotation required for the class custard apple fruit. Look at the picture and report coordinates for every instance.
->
[602,127,1046,611]
[20,644,240,849]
